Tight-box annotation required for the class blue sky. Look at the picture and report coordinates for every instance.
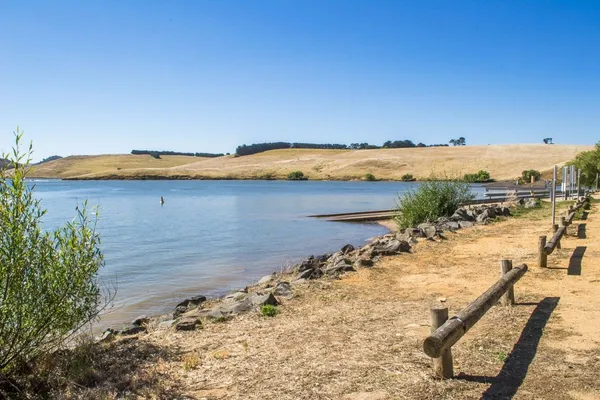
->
[1,1,599,160]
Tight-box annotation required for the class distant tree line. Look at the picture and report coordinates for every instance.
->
[235,140,451,156]
[34,155,63,165]
[131,150,225,159]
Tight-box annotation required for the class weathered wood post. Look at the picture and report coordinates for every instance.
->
[553,224,561,249]
[500,260,515,306]
[538,236,547,268]
[430,307,453,379]
[561,216,568,237]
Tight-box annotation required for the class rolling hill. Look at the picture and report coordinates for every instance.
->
[28,144,592,181]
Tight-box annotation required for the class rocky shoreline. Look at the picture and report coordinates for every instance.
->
[96,201,528,342]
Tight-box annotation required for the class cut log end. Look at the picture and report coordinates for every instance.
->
[423,336,444,358]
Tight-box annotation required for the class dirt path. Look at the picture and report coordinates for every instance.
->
[86,200,600,400]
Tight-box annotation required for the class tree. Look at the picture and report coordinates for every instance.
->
[543,138,553,144]
[457,137,466,146]
[568,142,600,186]
[449,139,456,146]
[0,129,107,371]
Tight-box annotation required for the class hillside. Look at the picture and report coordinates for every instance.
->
[28,144,592,181]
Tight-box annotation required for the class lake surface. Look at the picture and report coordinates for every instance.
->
[32,180,485,328]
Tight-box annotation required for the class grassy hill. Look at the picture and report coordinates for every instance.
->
[28,144,592,181]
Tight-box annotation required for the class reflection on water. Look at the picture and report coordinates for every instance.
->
[32,180,484,328]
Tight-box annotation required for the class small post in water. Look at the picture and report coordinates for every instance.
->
[538,236,547,268]
[430,307,453,379]
[500,260,515,306]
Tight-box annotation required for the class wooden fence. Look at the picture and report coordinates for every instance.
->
[422,193,592,379]
[538,196,590,268]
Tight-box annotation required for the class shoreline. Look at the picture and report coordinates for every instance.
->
[99,201,511,338]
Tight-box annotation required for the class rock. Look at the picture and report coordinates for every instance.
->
[459,221,474,229]
[203,309,227,320]
[372,239,411,256]
[451,208,474,221]
[524,198,539,209]
[97,329,116,343]
[257,274,274,285]
[324,262,355,275]
[176,295,207,309]
[158,319,176,329]
[395,231,411,242]
[248,292,279,307]
[298,257,320,272]
[173,305,188,318]
[340,244,355,254]
[440,221,460,231]
[498,206,511,216]
[132,315,149,326]
[120,326,147,336]
[224,291,247,303]
[418,223,438,240]
[274,282,293,297]
[355,258,374,268]
[406,228,424,238]
[219,298,253,314]
[175,317,202,331]
[296,267,323,280]
[485,207,497,218]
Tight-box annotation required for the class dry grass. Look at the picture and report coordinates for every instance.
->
[5,199,600,399]
[28,145,591,181]
[28,154,203,179]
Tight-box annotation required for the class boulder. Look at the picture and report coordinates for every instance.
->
[459,221,474,229]
[132,315,149,327]
[248,292,279,307]
[323,262,355,275]
[176,295,207,309]
[497,206,511,216]
[418,223,438,240]
[175,317,202,331]
[451,208,474,221]
[476,210,490,223]
[173,305,188,318]
[224,291,247,303]
[440,221,460,231]
[340,244,355,254]
[524,198,539,209]
[120,326,147,336]
[274,282,293,297]
[372,239,411,255]
[219,298,253,314]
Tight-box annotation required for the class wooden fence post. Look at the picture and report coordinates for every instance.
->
[500,260,515,306]
[538,236,547,268]
[430,307,453,379]
[561,216,568,237]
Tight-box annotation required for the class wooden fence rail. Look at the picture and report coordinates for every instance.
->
[539,195,590,267]
[422,261,528,378]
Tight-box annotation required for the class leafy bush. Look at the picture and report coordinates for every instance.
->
[287,171,306,180]
[520,169,541,184]
[401,173,415,182]
[568,142,600,186]
[364,173,376,181]
[395,178,476,229]
[464,170,491,183]
[260,304,278,317]
[0,129,107,372]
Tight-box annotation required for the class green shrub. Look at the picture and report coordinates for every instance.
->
[287,171,305,180]
[401,173,415,182]
[520,169,541,184]
[394,178,475,229]
[0,129,106,372]
[463,170,491,183]
[260,304,278,317]
[364,173,376,181]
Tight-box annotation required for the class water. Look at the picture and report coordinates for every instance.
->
[31,180,485,328]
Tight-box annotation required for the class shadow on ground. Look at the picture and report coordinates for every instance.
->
[457,297,560,399]
[568,246,586,276]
